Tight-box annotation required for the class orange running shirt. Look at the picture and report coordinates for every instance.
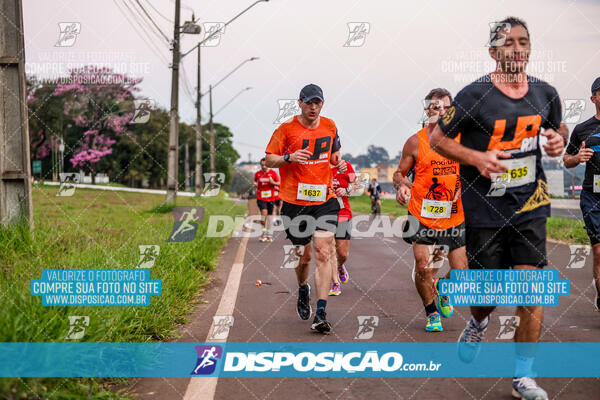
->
[265,116,340,206]
[408,128,464,230]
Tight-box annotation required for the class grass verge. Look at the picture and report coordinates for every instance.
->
[546,216,589,245]
[347,195,407,217]
[0,186,245,399]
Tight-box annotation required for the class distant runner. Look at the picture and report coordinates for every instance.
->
[254,158,280,242]
[329,160,356,296]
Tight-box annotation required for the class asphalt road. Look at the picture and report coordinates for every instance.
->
[131,215,600,400]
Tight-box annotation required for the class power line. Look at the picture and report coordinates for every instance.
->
[113,0,169,65]
[124,0,168,45]
[134,0,170,42]
[143,0,173,23]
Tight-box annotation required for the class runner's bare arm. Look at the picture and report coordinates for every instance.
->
[393,135,418,206]
[429,124,510,178]
[564,141,593,168]
[393,134,418,189]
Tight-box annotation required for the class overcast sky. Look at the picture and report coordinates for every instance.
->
[23,0,600,163]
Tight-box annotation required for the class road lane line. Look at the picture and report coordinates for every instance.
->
[182,220,252,400]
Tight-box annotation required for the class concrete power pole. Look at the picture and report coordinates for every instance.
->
[194,46,203,196]
[0,0,33,230]
[165,0,181,205]
[209,84,215,174]
[184,142,190,191]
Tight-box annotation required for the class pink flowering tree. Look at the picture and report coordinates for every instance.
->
[53,66,142,183]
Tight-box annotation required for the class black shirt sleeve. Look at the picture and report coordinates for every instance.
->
[332,131,341,153]
[437,87,478,139]
[541,86,562,131]
[565,124,582,155]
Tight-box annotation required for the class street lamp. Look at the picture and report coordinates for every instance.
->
[193,57,259,195]
[179,0,269,196]
[214,87,252,117]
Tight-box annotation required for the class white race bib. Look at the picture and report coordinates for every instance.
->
[499,156,536,188]
[261,190,272,198]
[297,183,327,202]
[594,175,600,193]
[488,155,536,196]
[421,199,452,219]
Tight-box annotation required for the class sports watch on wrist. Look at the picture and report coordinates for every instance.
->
[283,154,291,163]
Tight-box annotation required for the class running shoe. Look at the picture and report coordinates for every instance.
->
[511,377,548,400]
[425,311,443,332]
[266,233,273,242]
[297,284,311,320]
[433,278,454,318]
[457,317,488,363]
[338,264,349,284]
[329,282,341,296]
[311,308,332,333]
[259,231,267,242]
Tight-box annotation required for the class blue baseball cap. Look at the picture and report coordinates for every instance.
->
[299,84,324,103]
[592,77,600,95]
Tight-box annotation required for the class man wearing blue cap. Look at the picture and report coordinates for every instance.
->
[265,84,346,333]
[563,77,600,312]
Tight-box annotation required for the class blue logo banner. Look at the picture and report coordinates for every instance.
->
[0,342,598,377]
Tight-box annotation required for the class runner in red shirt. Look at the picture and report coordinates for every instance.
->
[328,160,356,296]
[253,158,279,242]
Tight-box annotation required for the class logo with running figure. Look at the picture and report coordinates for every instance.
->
[496,316,520,339]
[202,173,225,197]
[426,178,454,201]
[55,22,81,47]
[487,22,511,47]
[208,316,235,340]
[167,207,204,242]
[191,345,223,375]
[201,22,225,47]
[282,245,305,269]
[566,245,590,269]
[65,316,89,340]
[344,22,371,47]
[137,245,160,268]
[563,99,586,124]
[274,99,301,124]
[57,172,79,197]
[132,99,155,124]
[355,316,379,339]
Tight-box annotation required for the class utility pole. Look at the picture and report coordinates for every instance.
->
[0,0,33,230]
[165,0,181,205]
[209,84,215,174]
[194,46,203,196]
[184,142,190,191]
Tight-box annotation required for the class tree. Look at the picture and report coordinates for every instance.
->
[53,66,142,183]
[367,145,389,165]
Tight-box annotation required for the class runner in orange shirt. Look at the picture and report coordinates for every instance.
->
[393,88,468,332]
[265,84,346,333]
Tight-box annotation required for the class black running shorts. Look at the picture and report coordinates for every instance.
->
[466,218,547,269]
[402,213,465,250]
[281,197,340,246]
[257,199,274,214]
